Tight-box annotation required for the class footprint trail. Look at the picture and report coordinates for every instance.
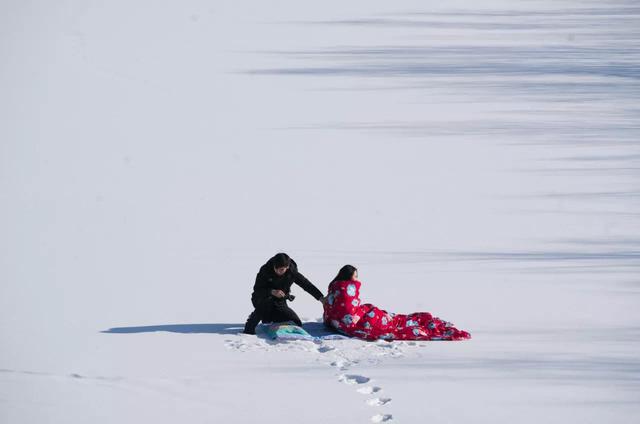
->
[322,340,394,423]
[224,323,415,422]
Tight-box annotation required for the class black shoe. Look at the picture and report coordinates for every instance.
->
[243,310,260,335]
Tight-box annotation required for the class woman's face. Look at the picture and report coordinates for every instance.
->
[351,270,358,280]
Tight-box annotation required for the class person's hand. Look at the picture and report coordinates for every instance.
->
[271,289,286,298]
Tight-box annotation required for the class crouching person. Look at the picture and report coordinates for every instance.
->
[243,253,325,335]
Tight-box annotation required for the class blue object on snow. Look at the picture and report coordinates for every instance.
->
[261,322,351,341]
[264,322,315,341]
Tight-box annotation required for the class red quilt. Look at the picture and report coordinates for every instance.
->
[323,280,471,341]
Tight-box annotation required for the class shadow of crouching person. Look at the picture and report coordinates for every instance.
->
[243,252,325,335]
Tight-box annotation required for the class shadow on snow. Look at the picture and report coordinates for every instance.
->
[101,321,335,337]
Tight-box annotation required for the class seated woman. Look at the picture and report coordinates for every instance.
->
[323,265,471,341]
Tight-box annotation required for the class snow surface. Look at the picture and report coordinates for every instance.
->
[2,0,639,423]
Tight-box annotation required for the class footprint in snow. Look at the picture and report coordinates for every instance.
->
[317,345,335,353]
[366,398,392,406]
[224,340,256,352]
[357,386,382,395]
[330,359,352,370]
[338,374,370,385]
[371,414,394,423]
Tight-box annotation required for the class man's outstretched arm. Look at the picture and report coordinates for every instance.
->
[293,272,324,301]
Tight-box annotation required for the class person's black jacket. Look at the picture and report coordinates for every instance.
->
[251,256,324,305]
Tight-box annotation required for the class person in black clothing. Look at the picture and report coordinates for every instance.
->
[243,253,325,335]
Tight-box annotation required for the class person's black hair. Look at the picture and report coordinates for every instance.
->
[272,252,291,268]
[332,264,358,283]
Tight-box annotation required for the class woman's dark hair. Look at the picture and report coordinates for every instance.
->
[332,265,357,283]
[272,252,291,268]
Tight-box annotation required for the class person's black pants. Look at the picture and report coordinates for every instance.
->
[243,297,302,334]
